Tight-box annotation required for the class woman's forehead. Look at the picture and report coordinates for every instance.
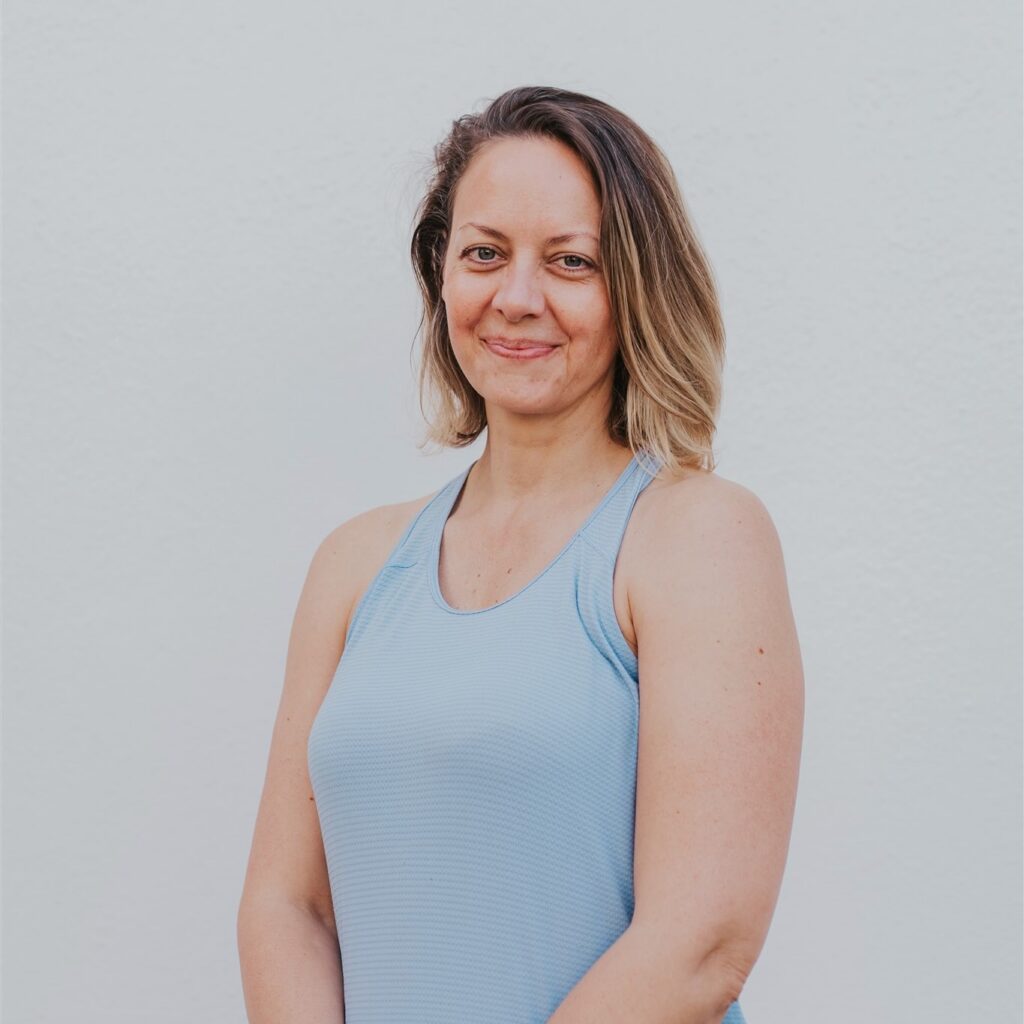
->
[452,137,600,232]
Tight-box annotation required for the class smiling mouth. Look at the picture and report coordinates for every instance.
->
[483,338,559,360]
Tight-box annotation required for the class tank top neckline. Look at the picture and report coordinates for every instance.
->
[428,450,641,617]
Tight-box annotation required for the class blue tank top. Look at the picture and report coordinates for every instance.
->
[308,449,748,1024]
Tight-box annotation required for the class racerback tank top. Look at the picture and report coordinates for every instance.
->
[307,449,748,1024]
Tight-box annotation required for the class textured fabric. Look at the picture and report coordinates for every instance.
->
[308,450,748,1023]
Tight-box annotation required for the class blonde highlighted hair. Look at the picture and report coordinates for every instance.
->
[409,85,726,475]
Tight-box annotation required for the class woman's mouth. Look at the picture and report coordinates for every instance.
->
[483,338,558,360]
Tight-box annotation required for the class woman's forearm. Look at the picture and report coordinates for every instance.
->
[546,922,740,1024]
[238,895,345,1023]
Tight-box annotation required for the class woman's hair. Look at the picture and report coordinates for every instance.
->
[410,85,726,474]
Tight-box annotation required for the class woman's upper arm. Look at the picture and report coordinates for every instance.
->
[237,518,362,929]
[238,496,421,928]
[626,474,805,988]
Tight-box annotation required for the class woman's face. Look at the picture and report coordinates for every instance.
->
[440,135,619,425]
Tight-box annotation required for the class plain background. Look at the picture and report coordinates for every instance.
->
[3,2,1021,1021]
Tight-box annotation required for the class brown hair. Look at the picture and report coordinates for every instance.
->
[409,85,726,474]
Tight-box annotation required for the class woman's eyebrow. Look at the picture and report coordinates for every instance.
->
[456,222,598,246]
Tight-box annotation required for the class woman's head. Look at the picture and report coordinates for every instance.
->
[411,85,726,473]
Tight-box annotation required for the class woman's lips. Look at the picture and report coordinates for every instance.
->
[484,338,558,360]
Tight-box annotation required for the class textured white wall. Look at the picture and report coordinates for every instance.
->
[4,1,1021,1021]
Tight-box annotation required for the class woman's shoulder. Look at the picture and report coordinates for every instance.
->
[625,464,786,606]
[638,465,772,522]
[331,489,438,560]
[309,487,441,634]
[624,467,783,588]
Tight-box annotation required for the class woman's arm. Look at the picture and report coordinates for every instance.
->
[237,520,362,1023]
[237,495,434,1022]
[237,895,345,1023]
[549,474,805,1022]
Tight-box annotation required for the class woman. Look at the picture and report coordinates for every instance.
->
[238,85,804,1024]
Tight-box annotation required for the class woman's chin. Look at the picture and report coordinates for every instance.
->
[478,388,562,418]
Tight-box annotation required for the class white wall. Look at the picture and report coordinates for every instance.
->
[4,2,1020,1021]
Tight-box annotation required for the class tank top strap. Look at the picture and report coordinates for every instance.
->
[381,463,473,569]
[578,447,661,557]
[575,447,662,678]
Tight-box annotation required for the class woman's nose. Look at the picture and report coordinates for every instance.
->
[491,260,546,321]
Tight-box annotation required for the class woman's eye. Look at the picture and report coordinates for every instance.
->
[558,255,592,272]
[465,246,499,263]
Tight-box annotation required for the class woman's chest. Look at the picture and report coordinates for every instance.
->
[437,526,640,658]
[309,608,640,814]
